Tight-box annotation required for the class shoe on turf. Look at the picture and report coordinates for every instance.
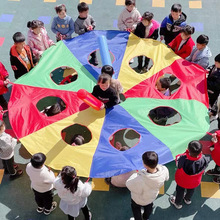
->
[183,198,191,205]
[10,170,23,180]
[169,195,182,209]
[213,177,220,184]
[37,207,44,213]
[206,169,220,176]
[44,201,57,215]
[129,58,134,64]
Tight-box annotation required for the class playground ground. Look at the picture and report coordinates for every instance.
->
[0,0,220,219]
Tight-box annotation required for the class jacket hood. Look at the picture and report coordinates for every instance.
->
[202,46,212,58]
[169,12,187,25]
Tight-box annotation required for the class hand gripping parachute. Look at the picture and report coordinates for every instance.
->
[8,30,209,178]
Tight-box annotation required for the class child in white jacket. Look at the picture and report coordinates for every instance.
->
[54,166,92,220]
[126,151,169,220]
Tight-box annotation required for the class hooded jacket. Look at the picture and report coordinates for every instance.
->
[10,44,35,79]
[186,46,212,69]
[126,165,169,206]
[0,62,9,95]
[160,12,187,44]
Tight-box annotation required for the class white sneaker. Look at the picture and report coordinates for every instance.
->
[129,58,134,64]
[44,201,57,215]
[169,195,182,209]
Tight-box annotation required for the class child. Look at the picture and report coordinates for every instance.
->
[0,120,23,179]
[168,25,195,59]
[27,20,55,60]
[206,131,220,183]
[209,94,220,128]
[42,103,62,117]
[134,11,160,72]
[74,2,98,66]
[186,34,212,69]
[101,65,123,100]
[117,0,141,32]
[207,54,220,107]
[0,62,10,111]
[156,77,171,96]
[10,32,37,79]
[26,153,57,215]
[170,141,210,209]
[160,3,187,45]
[51,4,74,41]
[126,151,169,219]
[53,166,92,220]
[71,134,85,146]
[92,74,119,109]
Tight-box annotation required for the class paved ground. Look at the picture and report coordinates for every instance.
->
[0,0,220,219]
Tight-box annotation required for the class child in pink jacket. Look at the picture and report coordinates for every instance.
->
[27,20,55,60]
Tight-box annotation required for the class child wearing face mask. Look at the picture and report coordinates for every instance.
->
[27,20,54,60]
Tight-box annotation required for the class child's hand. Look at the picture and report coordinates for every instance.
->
[100,103,105,110]
[126,28,132,32]
[212,133,218,143]
[209,111,213,117]
[4,79,10,85]
[160,35,164,41]
[87,25,93,31]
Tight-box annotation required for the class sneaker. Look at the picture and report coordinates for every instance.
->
[206,169,220,176]
[10,170,23,180]
[183,198,191,205]
[169,195,182,209]
[44,201,57,215]
[129,58,134,64]
[213,177,220,184]
[37,207,44,213]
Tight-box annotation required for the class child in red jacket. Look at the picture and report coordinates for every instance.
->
[0,62,10,111]
[168,25,195,59]
[170,141,210,209]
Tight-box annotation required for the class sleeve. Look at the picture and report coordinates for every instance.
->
[91,85,98,98]
[90,16,96,29]
[150,28,159,40]
[179,43,194,59]
[51,17,58,34]
[168,37,177,50]
[117,12,126,31]
[0,62,8,87]
[105,89,118,109]
[207,74,220,92]
[126,173,143,195]
[43,168,56,183]
[185,47,195,62]
[132,10,141,30]
[133,23,141,37]
[160,17,168,36]
[53,176,60,189]
[43,28,55,46]
[29,47,38,65]
[164,166,169,181]
[196,57,209,69]
[81,182,92,198]
[66,18,75,37]
[10,55,20,78]
[28,38,41,57]
[74,20,86,35]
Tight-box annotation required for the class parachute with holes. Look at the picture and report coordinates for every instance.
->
[8,30,209,177]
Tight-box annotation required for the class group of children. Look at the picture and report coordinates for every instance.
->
[1,0,220,219]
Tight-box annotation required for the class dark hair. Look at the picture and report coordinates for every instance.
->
[27,20,44,29]
[71,134,85,146]
[215,54,220,63]
[101,65,114,77]
[181,25,195,36]
[142,11,154,21]
[98,74,111,84]
[171,3,182,12]
[55,4,66,13]
[61,166,79,194]
[125,0,135,6]
[159,77,171,89]
[196,34,209,45]
[31,153,46,168]
[142,151,158,169]
[188,140,202,157]
[77,2,89,12]
[44,103,61,117]
[12,32,25,43]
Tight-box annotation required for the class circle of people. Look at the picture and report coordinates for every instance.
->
[0,1,220,220]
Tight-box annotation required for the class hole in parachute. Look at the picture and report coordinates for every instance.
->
[148,106,181,126]
[129,55,153,74]
[50,66,78,85]
[88,49,115,68]
[109,128,140,151]
[61,123,92,146]
[36,96,66,117]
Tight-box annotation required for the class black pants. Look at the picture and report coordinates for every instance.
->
[67,205,90,220]
[2,156,16,175]
[131,199,153,220]
[137,56,150,69]
[175,185,195,205]
[33,189,53,210]
[0,95,8,110]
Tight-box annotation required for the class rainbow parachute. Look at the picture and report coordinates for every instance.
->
[8,30,209,177]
